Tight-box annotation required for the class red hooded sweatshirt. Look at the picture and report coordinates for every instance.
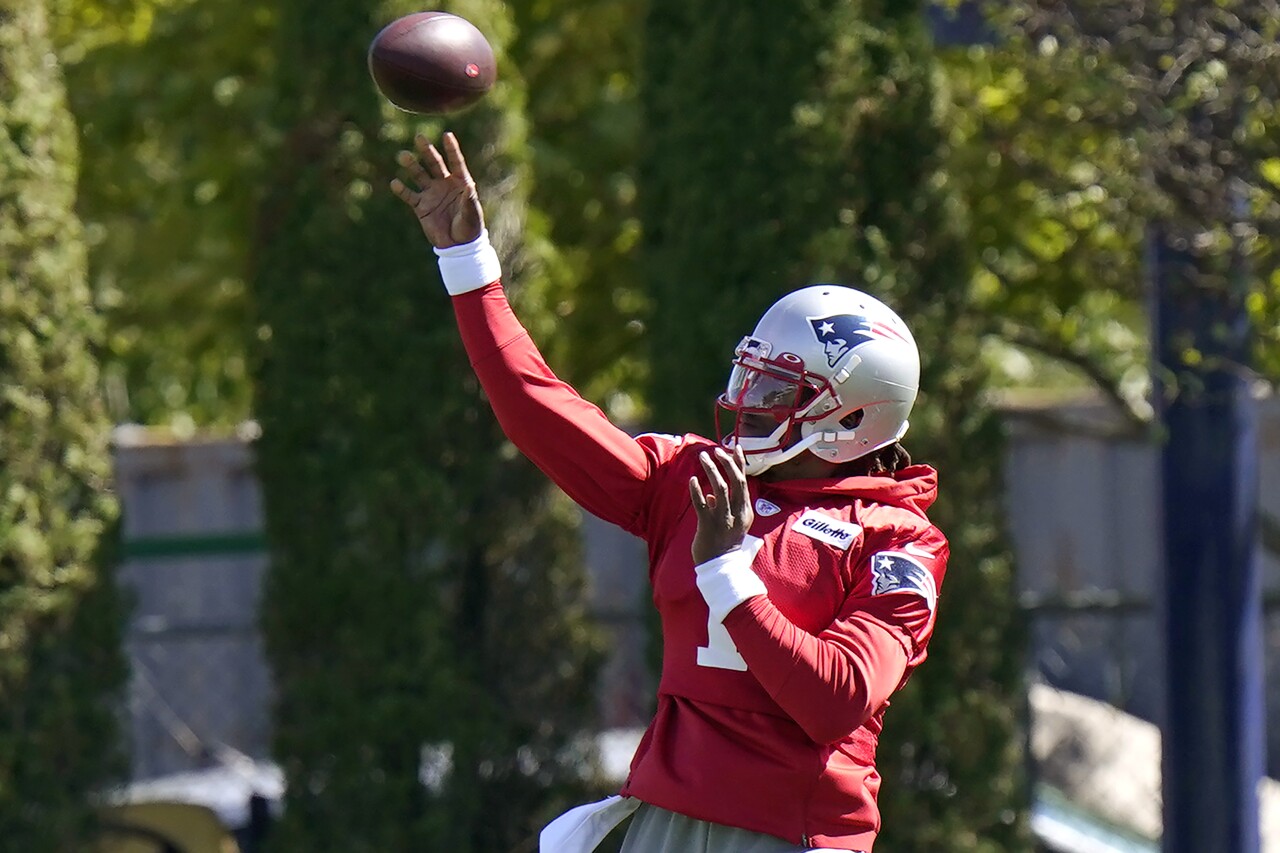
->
[454,283,949,850]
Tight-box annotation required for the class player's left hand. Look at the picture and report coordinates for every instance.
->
[689,446,754,565]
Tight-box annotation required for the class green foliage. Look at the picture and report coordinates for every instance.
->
[0,522,129,846]
[506,0,648,410]
[943,1,1280,412]
[53,0,278,429]
[250,2,604,849]
[641,0,1029,848]
[641,0,837,427]
[0,0,127,844]
[936,12,1155,424]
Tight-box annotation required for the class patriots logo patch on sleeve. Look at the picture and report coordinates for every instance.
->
[870,552,937,610]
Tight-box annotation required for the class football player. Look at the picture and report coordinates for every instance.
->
[392,133,949,853]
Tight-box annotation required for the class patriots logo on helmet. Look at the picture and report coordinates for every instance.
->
[809,313,908,368]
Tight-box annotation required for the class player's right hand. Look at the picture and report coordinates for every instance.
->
[391,132,485,249]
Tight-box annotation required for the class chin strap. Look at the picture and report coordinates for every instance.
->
[736,429,824,477]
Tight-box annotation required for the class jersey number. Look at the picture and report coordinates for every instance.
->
[696,535,764,672]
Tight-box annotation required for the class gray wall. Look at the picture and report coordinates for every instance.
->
[1004,396,1280,774]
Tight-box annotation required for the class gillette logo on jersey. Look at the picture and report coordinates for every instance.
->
[791,510,862,550]
[809,314,908,368]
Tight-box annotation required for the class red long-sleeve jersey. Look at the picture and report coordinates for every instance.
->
[454,283,948,850]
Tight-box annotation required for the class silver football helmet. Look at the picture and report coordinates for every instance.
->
[717,284,920,476]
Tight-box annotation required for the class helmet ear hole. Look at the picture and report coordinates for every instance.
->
[840,409,865,430]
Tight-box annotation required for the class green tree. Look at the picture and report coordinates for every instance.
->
[250,2,603,849]
[960,0,1280,785]
[0,0,127,844]
[506,0,648,409]
[640,1,1028,848]
[55,0,650,434]
[939,1,1279,418]
[52,0,277,429]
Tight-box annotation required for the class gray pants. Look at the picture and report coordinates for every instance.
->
[619,803,848,852]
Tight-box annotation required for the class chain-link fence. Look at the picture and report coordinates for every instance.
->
[1025,600,1163,846]
[1007,399,1280,850]
[1024,598,1280,851]
[121,553,271,781]
[112,430,279,849]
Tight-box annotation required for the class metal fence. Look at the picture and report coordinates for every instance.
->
[1024,602,1280,852]
[1005,397,1280,849]
[113,428,273,783]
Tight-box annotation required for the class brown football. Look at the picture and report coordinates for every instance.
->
[367,11,496,115]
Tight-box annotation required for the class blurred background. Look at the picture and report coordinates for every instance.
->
[3,0,1278,851]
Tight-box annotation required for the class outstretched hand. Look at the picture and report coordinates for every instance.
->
[689,446,755,565]
[390,132,485,249]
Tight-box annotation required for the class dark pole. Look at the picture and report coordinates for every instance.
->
[1151,224,1264,853]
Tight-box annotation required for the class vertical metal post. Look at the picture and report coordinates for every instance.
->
[1152,225,1264,853]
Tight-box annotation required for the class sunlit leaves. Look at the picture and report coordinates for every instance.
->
[506,0,648,413]
[54,0,277,429]
[0,0,126,844]
[938,20,1153,412]
[1011,0,1278,385]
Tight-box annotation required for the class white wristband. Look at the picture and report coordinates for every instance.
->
[694,545,767,623]
[434,229,502,295]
